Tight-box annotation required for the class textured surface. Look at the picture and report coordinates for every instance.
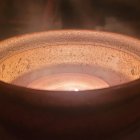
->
[0,1,140,139]
[0,31,140,87]
[0,31,139,140]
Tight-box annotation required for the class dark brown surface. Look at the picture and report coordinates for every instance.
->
[0,0,140,40]
[0,30,139,139]
[0,1,140,139]
[0,80,140,140]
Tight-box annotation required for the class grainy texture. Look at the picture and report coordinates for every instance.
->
[0,31,140,139]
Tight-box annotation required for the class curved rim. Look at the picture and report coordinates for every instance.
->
[0,29,140,44]
[0,30,140,108]
[0,78,140,108]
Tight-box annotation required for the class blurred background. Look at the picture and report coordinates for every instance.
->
[0,0,140,40]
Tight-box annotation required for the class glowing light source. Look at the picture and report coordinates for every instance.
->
[28,73,109,91]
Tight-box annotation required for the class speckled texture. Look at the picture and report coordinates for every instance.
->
[0,30,140,88]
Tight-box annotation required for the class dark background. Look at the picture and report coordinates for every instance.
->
[0,1,140,139]
[0,0,140,40]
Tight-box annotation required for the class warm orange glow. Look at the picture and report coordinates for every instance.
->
[28,73,109,91]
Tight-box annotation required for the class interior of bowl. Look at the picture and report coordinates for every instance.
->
[0,30,140,91]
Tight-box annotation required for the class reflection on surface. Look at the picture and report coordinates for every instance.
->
[28,73,109,91]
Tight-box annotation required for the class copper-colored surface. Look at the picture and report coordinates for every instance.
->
[28,73,109,91]
[0,30,140,139]
[0,30,140,90]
